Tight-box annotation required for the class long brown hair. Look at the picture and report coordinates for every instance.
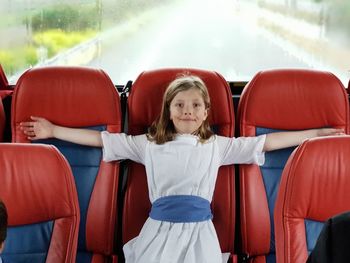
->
[148,75,213,144]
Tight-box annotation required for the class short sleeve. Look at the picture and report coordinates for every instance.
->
[217,134,266,166]
[101,132,147,164]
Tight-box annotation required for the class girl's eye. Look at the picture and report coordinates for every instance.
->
[176,103,183,108]
[193,103,201,108]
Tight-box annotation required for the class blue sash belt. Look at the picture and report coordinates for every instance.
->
[149,195,213,223]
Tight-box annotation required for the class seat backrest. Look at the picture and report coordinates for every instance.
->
[123,68,236,256]
[0,143,79,263]
[11,66,121,262]
[237,69,349,262]
[274,136,350,263]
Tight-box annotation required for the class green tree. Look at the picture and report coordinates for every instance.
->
[31,4,98,32]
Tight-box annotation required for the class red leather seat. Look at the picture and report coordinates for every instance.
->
[237,69,349,262]
[11,66,121,262]
[275,136,350,263]
[0,143,79,262]
[123,68,236,259]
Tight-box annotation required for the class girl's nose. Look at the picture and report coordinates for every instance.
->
[184,106,192,115]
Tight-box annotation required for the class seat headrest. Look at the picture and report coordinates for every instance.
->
[12,66,121,141]
[281,136,350,220]
[0,143,79,225]
[13,66,120,126]
[128,68,234,136]
[239,69,349,131]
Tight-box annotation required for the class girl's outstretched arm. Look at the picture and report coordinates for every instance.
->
[20,116,103,147]
[263,128,345,152]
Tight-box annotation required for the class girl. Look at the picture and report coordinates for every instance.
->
[20,75,343,263]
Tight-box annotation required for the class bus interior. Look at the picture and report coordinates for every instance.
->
[1,0,350,262]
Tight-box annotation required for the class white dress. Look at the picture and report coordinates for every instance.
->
[101,132,266,263]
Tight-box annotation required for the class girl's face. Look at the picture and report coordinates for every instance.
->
[169,88,208,134]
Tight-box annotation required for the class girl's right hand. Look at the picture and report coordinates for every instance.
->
[317,128,345,136]
[20,116,55,140]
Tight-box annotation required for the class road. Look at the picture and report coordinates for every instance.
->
[88,0,309,84]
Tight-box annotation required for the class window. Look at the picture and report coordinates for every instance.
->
[1,0,349,85]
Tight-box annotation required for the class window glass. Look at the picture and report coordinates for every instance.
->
[1,0,349,85]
